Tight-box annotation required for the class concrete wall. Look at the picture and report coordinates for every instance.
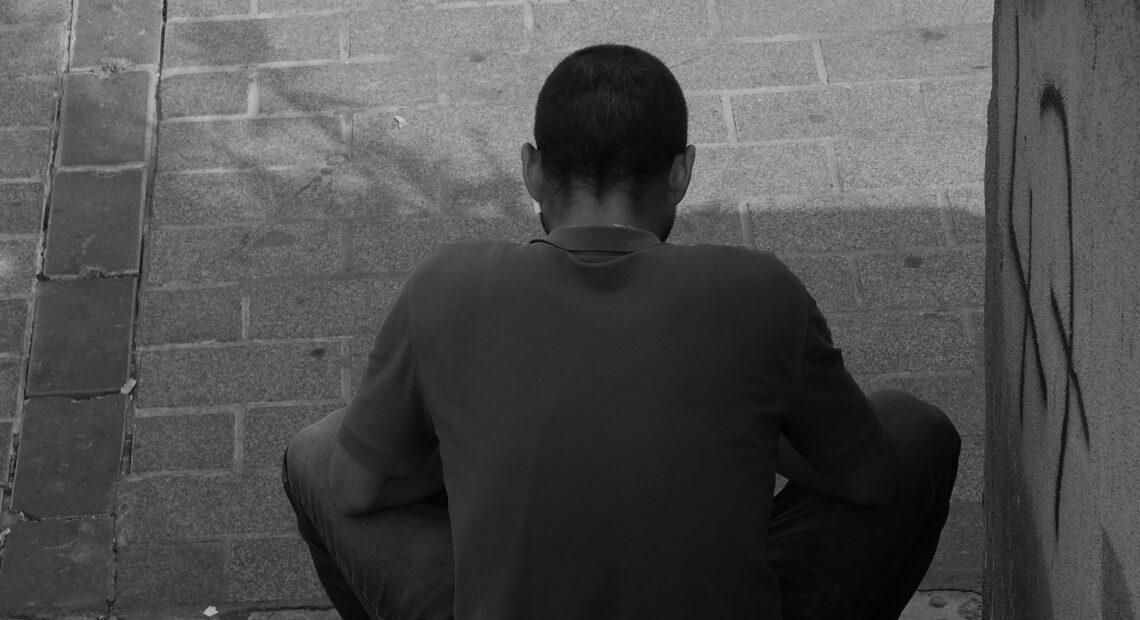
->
[985,0,1140,617]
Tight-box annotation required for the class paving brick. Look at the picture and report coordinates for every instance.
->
[442,50,559,106]
[836,134,986,190]
[27,278,136,397]
[164,17,340,67]
[158,117,347,170]
[245,403,339,468]
[0,26,62,77]
[685,144,831,205]
[350,215,539,273]
[0,518,114,616]
[922,500,982,590]
[0,361,19,418]
[161,71,249,117]
[668,204,745,246]
[780,255,858,312]
[653,40,819,92]
[351,105,450,162]
[138,285,243,344]
[732,83,924,142]
[117,469,294,541]
[822,26,992,82]
[44,169,145,277]
[258,60,436,113]
[953,437,983,502]
[257,0,354,12]
[717,0,906,36]
[248,277,403,339]
[858,372,983,437]
[0,129,51,178]
[153,166,414,225]
[440,157,532,216]
[59,71,152,166]
[0,239,37,296]
[444,102,532,164]
[146,221,344,284]
[690,94,729,144]
[115,542,227,608]
[902,0,995,27]
[72,0,164,68]
[0,298,28,352]
[531,0,707,48]
[0,78,58,126]
[947,187,984,244]
[750,194,947,252]
[829,311,974,374]
[858,249,983,310]
[922,78,990,133]
[132,412,235,472]
[11,396,126,516]
[352,5,526,57]
[229,537,326,602]
[0,0,68,23]
[136,341,342,407]
[0,182,43,233]
[166,0,249,18]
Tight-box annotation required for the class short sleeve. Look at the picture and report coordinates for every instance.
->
[337,281,436,476]
[782,287,887,475]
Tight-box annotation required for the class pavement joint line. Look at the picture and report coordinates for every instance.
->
[937,190,961,246]
[828,306,981,318]
[852,369,978,382]
[720,93,738,143]
[824,140,842,193]
[240,291,251,340]
[246,66,260,116]
[142,272,408,287]
[138,337,348,352]
[54,162,149,173]
[66,64,159,75]
[232,406,246,471]
[339,339,353,402]
[0,127,54,134]
[735,202,756,250]
[728,23,993,43]
[762,245,985,260]
[811,39,829,84]
[0,177,49,185]
[848,255,868,308]
[134,401,342,417]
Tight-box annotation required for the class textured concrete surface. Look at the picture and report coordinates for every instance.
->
[0,0,991,616]
[986,0,1140,618]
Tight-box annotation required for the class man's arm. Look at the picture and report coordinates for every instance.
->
[329,443,444,517]
[776,434,899,507]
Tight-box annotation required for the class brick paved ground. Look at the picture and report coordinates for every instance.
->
[0,0,990,617]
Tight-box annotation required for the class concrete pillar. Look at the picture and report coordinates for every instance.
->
[985,0,1140,617]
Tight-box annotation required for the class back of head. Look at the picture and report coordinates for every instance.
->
[534,44,688,209]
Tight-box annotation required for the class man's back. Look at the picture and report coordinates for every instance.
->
[341,225,884,619]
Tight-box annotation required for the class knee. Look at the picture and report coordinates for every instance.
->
[868,389,961,466]
[283,407,347,494]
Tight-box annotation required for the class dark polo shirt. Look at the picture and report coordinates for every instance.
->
[339,225,886,620]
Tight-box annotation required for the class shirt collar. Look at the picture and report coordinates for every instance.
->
[533,225,663,253]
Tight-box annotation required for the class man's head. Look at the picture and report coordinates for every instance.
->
[522,44,696,239]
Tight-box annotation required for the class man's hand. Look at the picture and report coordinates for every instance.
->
[775,435,899,507]
[329,443,444,517]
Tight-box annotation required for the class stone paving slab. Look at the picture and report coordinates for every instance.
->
[11,395,126,517]
[59,71,152,166]
[26,277,136,397]
[0,182,47,234]
[0,517,114,616]
[71,0,164,69]
[43,168,146,277]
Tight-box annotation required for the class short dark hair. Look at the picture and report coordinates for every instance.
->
[534,44,688,204]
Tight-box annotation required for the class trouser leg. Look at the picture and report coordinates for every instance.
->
[282,407,454,620]
[768,389,962,620]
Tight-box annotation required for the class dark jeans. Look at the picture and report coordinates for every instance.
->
[282,389,961,620]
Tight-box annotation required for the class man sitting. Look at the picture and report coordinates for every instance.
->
[282,44,961,620]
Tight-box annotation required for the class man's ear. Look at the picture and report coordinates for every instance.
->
[521,143,545,204]
[666,145,697,206]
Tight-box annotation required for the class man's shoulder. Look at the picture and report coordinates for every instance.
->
[408,239,527,284]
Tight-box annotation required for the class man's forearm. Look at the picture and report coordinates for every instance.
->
[369,446,445,511]
[775,435,846,501]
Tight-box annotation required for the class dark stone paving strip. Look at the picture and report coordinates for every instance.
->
[59,70,151,166]
[0,517,115,616]
[26,277,137,397]
[10,395,126,517]
[44,168,145,277]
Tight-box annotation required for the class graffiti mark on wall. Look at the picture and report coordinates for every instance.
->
[1004,15,1091,542]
